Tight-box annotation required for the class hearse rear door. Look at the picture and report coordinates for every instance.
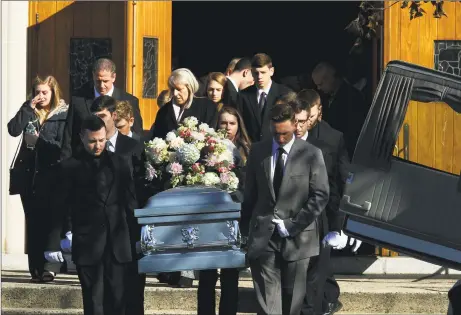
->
[340,61,461,270]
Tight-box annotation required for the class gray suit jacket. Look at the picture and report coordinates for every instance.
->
[241,138,330,261]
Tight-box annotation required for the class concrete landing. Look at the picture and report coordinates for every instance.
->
[1,270,456,314]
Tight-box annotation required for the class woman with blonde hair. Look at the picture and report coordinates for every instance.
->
[206,72,227,111]
[151,68,218,140]
[8,75,69,283]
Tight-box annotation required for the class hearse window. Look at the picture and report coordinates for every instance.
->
[352,61,461,171]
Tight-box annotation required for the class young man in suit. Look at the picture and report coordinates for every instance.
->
[115,100,142,141]
[295,89,362,315]
[44,115,137,315]
[241,101,330,315]
[237,53,292,143]
[311,62,369,158]
[61,58,143,160]
[222,57,254,107]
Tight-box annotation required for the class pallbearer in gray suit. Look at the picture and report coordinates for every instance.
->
[241,101,330,315]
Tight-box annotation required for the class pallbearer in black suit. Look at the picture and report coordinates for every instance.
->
[237,53,292,143]
[222,57,254,108]
[295,90,362,315]
[61,58,143,160]
[91,96,146,315]
[151,68,218,141]
[45,116,137,315]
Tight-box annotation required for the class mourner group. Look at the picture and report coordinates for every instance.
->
[10,53,393,315]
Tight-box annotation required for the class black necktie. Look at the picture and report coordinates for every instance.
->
[273,147,285,199]
[259,92,267,117]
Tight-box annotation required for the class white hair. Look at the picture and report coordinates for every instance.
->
[168,68,199,109]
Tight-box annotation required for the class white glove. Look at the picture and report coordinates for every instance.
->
[348,236,362,253]
[60,231,72,253]
[44,251,64,263]
[322,231,348,250]
[271,219,289,238]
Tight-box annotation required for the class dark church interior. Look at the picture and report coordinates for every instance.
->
[172,1,377,102]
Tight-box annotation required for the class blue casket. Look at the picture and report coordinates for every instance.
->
[134,186,246,273]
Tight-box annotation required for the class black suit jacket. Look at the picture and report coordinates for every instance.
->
[222,80,239,108]
[237,82,292,142]
[322,80,369,158]
[151,97,218,140]
[60,84,143,160]
[47,151,137,266]
[306,121,350,233]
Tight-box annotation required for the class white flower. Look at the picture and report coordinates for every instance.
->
[165,131,177,142]
[183,116,199,129]
[198,123,209,132]
[191,131,205,142]
[177,143,201,165]
[169,137,184,150]
[203,172,220,186]
[148,137,168,151]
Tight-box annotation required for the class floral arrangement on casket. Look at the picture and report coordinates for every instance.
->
[144,116,239,192]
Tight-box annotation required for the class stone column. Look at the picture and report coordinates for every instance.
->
[1,1,29,256]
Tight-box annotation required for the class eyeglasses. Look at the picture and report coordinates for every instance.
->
[295,119,308,126]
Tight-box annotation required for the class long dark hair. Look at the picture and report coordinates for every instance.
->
[217,106,252,163]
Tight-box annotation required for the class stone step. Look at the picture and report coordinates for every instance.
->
[1,271,454,314]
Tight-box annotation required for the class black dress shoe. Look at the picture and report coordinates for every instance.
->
[156,273,171,284]
[323,301,343,315]
[176,276,193,288]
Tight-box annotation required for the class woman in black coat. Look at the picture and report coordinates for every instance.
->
[8,75,69,283]
[197,106,251,315]
[150,68,218,140]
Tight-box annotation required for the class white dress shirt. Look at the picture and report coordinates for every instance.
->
[226,76,239,92]
[106,130,119,152]
[172,102,185,121]
[300,131,309,141]
[270,135,295,184]
[257,80,272,104]
[94,85,115,98]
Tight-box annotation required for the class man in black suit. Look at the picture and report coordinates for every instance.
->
[241,101,329,315]
[295,90,362,315]
[311,62,369,158]
[222,57,254,107]
[45,115,137,315]
[237,53,292,143]
[90,96,146,315]
[61,58,143,160]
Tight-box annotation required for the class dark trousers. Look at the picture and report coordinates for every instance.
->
[76,246,128,315]
[125,260,146,315]
[302,247,339,315]
[197,268,240,315]
[21,194,61,278]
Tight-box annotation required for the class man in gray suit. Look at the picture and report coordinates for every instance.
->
[241,101,330,315]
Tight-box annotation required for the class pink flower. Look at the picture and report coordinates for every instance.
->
[218,167,228,173]
[167,162,183,176]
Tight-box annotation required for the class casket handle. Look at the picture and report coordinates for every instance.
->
[342,195,372,212]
